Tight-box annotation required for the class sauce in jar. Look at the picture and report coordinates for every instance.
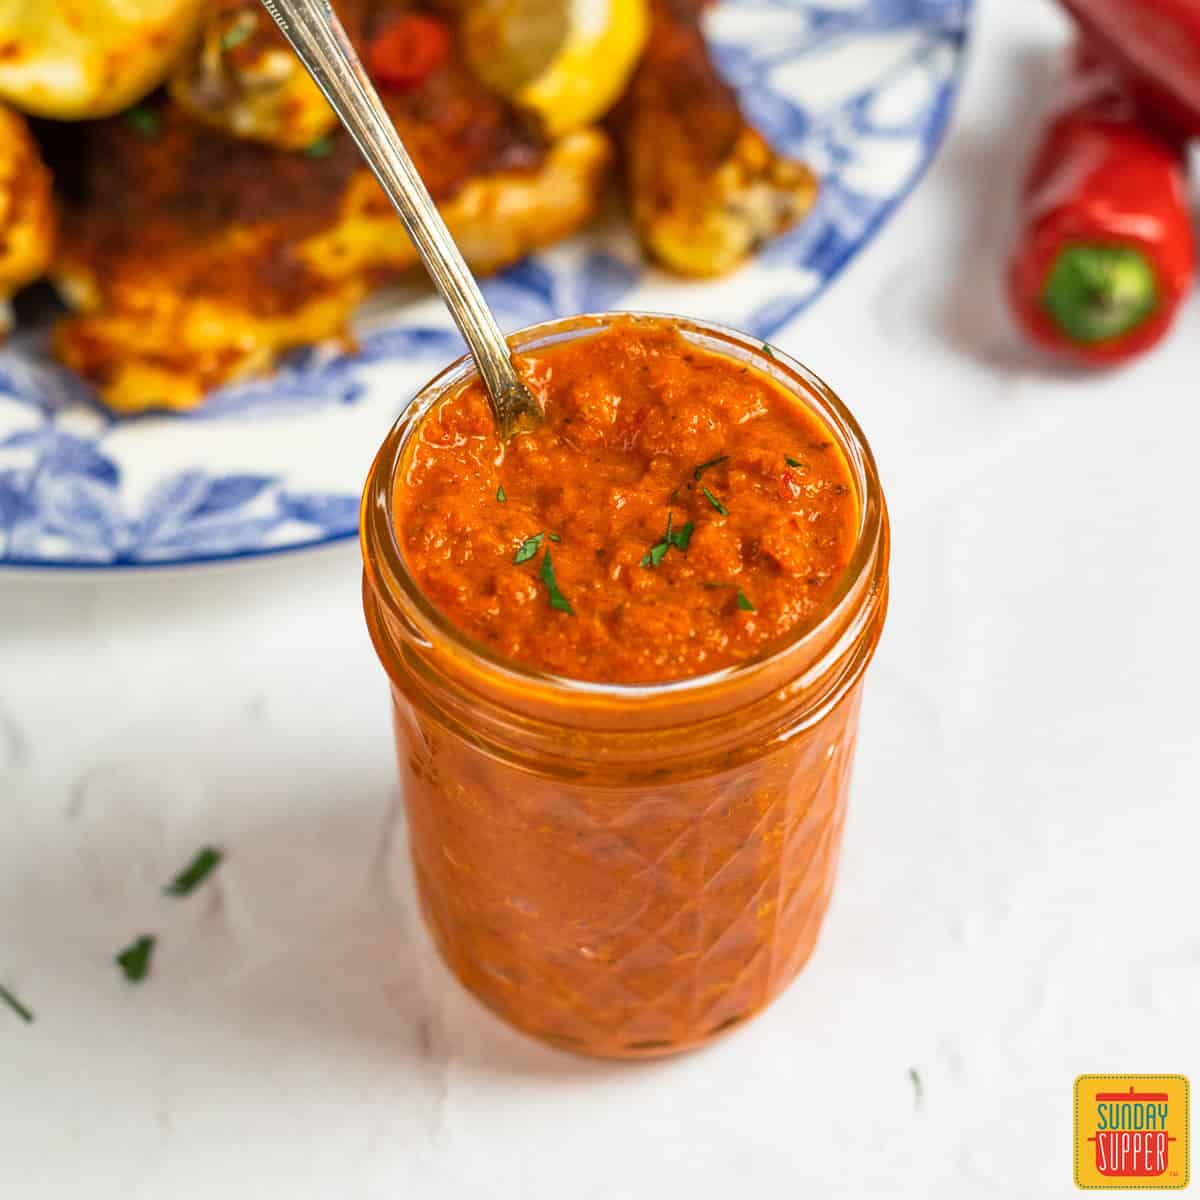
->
[363,314,889,1057]
[395,321,858,684]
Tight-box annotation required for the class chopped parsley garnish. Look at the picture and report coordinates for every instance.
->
[220,18,255,50]
[165,846,223,897]
[703,581,754,611]
[702,487,728,516]
[761,342,776,359]
[693,454,729,480]
[496,485,507,503]
[641,512,693,566]
[0,982,33,1023]
[909,1067,923,1110]
[539,548,573,614]
[116,935,156,983]
[303,135,335,158]
[548,532,561,542]
[785,456,803,469]
[513,532,544,564]
[125,107,161,139]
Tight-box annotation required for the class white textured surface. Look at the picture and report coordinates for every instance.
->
[2,2,1198,1194]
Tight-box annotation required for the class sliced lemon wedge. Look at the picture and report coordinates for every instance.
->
[463,0,648,138]
[0,0,205,119]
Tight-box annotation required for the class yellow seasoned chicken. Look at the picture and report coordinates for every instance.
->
[54,58,610,411]
[0,104,53,331]
[169,0,344,150]
[612,0,817,276]
[0,0,204,119]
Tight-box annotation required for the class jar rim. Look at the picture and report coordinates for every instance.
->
[361,310,887,706]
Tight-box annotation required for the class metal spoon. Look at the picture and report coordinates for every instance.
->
[258,0,542,440]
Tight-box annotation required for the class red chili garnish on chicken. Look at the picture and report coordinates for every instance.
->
[368,14,451,91]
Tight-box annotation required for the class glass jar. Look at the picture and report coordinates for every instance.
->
[361,313,889,1059]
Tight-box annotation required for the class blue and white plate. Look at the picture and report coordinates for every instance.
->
[0,0,971,569]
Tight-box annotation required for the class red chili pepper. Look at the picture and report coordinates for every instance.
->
[368,14,451,91]
[1008,60,1194,366]
[1058,0,1200,136]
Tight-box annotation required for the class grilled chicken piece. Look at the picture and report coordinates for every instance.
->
[168,0,350,150]
[0,105,53,331]
[54,62,610,412]
[611,0,816,277]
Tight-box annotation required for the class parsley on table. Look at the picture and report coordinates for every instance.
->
[116,935,156,983]
[693,455,729,481]
[702,487,728,516]
[513,532,544,564]
[165,846,223,897]
[539,548,573,614]
[0,982,33,1023]
[909,1067,923,1110]
[496,485,507,503]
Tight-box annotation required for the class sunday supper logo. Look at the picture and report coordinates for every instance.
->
[1075,1076,1190,1190]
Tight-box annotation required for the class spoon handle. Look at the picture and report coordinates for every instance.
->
[259,0,541,438]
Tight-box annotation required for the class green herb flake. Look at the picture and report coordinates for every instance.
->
[909,1067,923,1110]
[303,135,335,159]
[702,487,728,516]
[736,589,755,612]
[670,520,694,552]
[496,485,507,503]
[220,18,255,51]
[116,935,156,984]
[0,982,33,1023]
[513,532,544,564]
[693,454,729,481]
[785,456,803,469]
[548,532,561,542]
[125,106,161,139]
[539,548,573,614]
[165,846,223,897]
[642,512,673,567]
[761,342,776,359]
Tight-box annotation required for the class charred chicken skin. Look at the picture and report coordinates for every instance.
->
[0,103,53,331]
[54,7,610,412]
[612,0,817,276]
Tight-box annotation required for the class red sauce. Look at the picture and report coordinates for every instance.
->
[394,320,859,684]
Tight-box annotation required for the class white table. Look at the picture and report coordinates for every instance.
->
[3,2,1197,1194]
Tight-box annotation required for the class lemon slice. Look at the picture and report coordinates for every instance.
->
[0,0,205,119]
[463,0,648,138]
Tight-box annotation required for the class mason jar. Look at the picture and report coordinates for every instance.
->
[362,313,889,1058]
